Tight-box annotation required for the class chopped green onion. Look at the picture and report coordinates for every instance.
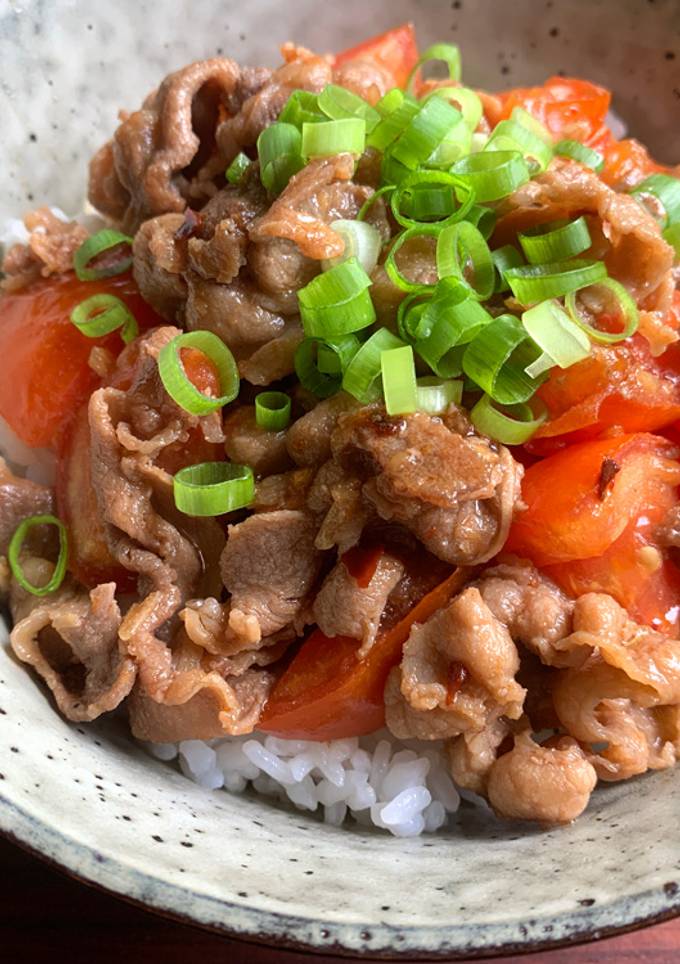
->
[173,462,254,516]
[381,151,414,186]
[518,216,592,264]
[406,42,462,92]
[565,277,639,344]
[470,394,547,445]
[390,170,474,229]
[356,184,395,222]
[631,173,680,229]
[376,89,405,116]
[322,220,382,275]
[423,86,483,131]
[416,293,492,377]
[158,330,239,415]
[318,84,380,132]
[492,244,524,292]
[8,514,69,597]
[319,334,361,373]
[295,338,344,398]
[555,139,605,173]
[510,108,553,147]
[298,257,375,338]
[463,314,544,405]
[381,345,418,415]
[664,222,680,258]
[301,118,366,158]
[385,224,440,293]
[465,204,497,240]
[257,122,304,195]
[342,328,404,403]
[390,97,464,171]
[368,98,419,152]
[486,118,553,173]
[436,221,495,300]
[278,90,325,127]
[427,118,473,168]
[255,391,292,431]
[452,150,531,202]
[521,299,591,377]
[73,229,133,281]
[504,259,608,304]
[397,290,434,342]
[416,375,463,413]
[226,152,250,184]
[70,294,138,344]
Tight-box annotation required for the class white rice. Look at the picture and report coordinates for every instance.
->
[148,731,463,837]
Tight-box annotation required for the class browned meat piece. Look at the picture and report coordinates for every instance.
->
[223,406,292,478]
[385,587,525,740]
[370,236,438,327]
[252,468,316,513]
[2,208,88,291]
[328,406,523,564]
[237,323,304,386]
[10,562,135,721]
[214,46,332,166]
[553,660,679,781]
[0,458,54,555]
[286,393,359,467]
[132,213,187,320]
[497,157,674,311]
[181,596,293,661]
[332,58,393,104]
[486,732,597,824]
[88,328,225,699]
[247,238,318,303]
[475,560,575,666]
[88,58,245,232]
[128,634,274,741]
[184,274,286,355]
[220,509,323,642]
[448,716,512,795]
[312,552,404,656]
[307,459,373,552]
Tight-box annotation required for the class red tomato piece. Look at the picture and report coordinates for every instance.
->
[496,76,611,144]
[334,23,419,90]
[0,273,160,448]
[260,567,469,740]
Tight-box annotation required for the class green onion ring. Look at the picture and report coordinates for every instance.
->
[158,330,239,415]
[342,328,404,403]
[9,515,69,597]
[436,221,495,300]
[73,229,133,281]
[470,394,547,445]
[504,259,608,304]
[254,391,292,431]
[381,344,418,415]
[70,293,139,344]
[173,462,254,517]
[519,217,592,265]
[564,277,639,344]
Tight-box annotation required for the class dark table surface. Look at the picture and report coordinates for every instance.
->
[2,837,678,964]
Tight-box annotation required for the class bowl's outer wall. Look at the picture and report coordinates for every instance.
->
[1,0,680,958]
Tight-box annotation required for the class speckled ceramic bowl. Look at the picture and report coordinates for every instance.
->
[1,0,679,958]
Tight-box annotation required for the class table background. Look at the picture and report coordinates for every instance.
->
[1,838,678,964]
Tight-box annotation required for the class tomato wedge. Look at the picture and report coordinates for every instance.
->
[0,272,160,448]
[334,23,419,91]
[260,567,469,740]
[494,76,611,144]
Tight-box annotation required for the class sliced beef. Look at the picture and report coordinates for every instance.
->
[332,58,394,104]
[448,715,512,795]
[237,323,303,386]
[10,564,135,721]
[0,458,54,555]
[286,393,359,468]
[497,157,674,312]
[325,406,523,564]
[307,459,372,552]
[220,509,323,642]
[88,58,245,232]
[486,731,597,824]
[2,208,88,292]
[88,328,225,699]
[312,551,404,656]
[132,213,188,320]
[385,586,526,741]
[214,46,332,166]
[223,406,292,478]
[370,236,438,326]
[184,274,286,355]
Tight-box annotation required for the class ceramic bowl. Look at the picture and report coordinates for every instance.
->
[1,0,679,958]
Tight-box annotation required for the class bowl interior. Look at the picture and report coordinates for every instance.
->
[1,0,680,957]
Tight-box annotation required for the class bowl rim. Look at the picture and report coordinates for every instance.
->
[2,790,679,960]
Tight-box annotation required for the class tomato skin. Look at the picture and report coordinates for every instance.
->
[496,76,611,143]
[334,23,419,90]
[528,337,680,454]
[506,433,680,634]
[260,567,469,740]
[0,273,160,448]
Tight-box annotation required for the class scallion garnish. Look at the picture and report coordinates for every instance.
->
[406,42,462,92]
[518,216,592,265]
[436,221,495,300]
[173,462,254,517]
[492,245,524,292]
[415,294,492,378]
[630,173,680,229]
[255,391,292,431]
[555,139,605,173]
[279,89,325,127]
[301,117,366,158]
[451,150,531,202]
[257,122,304,195]
[73,229,133,281]
[470,395,547,445]
[504,259,608,305]
[298,257,375,338]
[322,220,382,275]
[9,515,69,597]
[422,86,483,131]
[295,338,344,398]
[381,344,418,415]
[463,314,544,405]
[342,328,404,403]
[416,376,463,414]
[390,170,474,229]
[664,222,680,258]
[368,98,420,152]
[157,330,239,415]
[70,293,138,344]
[465,204,497,240]
[226,152,251,184]
[318,84,380,132]
[520,299,591,378]
[486,117,553,173]
[565,277,639,344]
[390,96,464,171]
